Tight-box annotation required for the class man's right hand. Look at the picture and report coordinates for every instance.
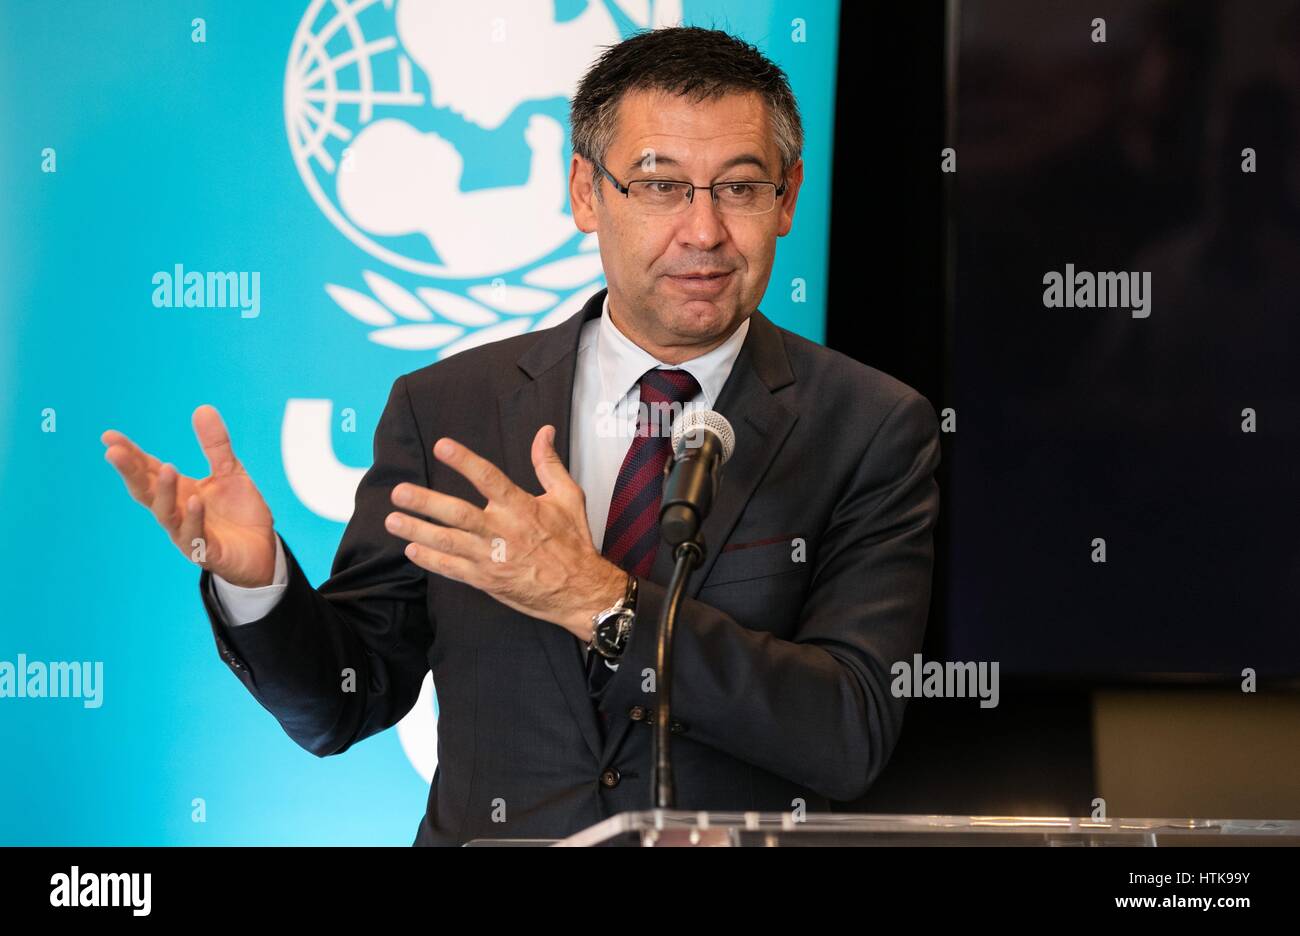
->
[101,404,278,588]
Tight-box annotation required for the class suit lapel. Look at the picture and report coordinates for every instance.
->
[647,308,799,594]
[499,287,607,764]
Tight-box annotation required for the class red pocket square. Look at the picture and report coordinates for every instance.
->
[721,533,801,553]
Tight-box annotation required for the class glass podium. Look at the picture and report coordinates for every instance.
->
[463,812,1300,846]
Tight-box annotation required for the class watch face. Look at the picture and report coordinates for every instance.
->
[595,608,633,655]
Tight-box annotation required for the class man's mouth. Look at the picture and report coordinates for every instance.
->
[666,270,733,296]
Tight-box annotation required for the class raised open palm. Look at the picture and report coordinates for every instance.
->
[102,405,277,587]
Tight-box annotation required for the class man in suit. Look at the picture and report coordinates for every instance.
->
[101,26,940,845]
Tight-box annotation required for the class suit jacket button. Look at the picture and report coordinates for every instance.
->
[670,720,685,734]
[628,705,646,721]
[600,768,621,788]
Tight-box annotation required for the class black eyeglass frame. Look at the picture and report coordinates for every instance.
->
[593,159,788,213]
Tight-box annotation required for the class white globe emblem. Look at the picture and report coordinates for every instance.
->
[285,0,681,357]
[282,0,682,782]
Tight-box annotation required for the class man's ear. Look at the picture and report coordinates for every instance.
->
[569,155,600,234]
[776,158,803,237]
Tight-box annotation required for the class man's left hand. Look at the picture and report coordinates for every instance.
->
[384,425,627,642]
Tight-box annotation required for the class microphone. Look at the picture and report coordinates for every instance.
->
[660,409,736,547]
[652,409,735,808]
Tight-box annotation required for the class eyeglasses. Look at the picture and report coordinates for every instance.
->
[594,159,787,216]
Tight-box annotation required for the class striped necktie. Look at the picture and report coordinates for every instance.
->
[588,367,701,699]
[599,367,703,578]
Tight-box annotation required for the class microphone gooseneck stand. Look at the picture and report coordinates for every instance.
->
[650,414,732,811]
[651,536,703,810]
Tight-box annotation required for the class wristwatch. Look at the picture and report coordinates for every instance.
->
[588,573,638,661]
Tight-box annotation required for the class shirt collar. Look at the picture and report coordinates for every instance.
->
[595,291,750,408]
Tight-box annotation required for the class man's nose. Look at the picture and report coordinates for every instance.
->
[676,189,727,250]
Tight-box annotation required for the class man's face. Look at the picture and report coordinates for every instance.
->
[570,88,802,354]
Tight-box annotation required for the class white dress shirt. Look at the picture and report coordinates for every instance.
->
[210,292,750,648]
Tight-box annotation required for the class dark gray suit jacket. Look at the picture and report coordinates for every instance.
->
[199,286,941,845]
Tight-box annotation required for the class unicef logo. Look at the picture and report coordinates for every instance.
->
[281,0,682,783]
[284,0,681,356]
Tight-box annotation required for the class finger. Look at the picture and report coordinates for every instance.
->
[192,405,240,477]
[432,437,522,506]
[150,463,182,536]
[177,494,208,564]
[384,511,487,561]
[104,445,153,503]
[391,483,487,533]
[402,542,477,585]
[101,429,161,472]
[530,424,579,499]
[102,431,162,503]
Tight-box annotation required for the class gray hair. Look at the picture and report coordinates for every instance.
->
[570,26,804,201]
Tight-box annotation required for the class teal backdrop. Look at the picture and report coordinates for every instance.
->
[0,0,838,844]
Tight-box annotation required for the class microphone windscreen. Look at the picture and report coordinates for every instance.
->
[671,409,736,463]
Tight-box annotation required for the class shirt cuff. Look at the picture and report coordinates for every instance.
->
[209,533,288,626]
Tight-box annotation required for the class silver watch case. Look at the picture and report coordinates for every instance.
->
[590,605,635,659]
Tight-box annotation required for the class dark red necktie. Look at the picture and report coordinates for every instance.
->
[588,368,701,702]
[600,367,702,579]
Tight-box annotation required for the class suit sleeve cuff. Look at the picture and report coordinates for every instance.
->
[209,533,288,626]
[590,575,664,711]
